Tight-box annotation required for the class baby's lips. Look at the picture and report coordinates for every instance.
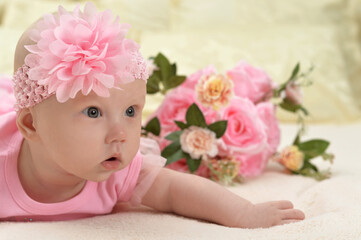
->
[102,153,122,170]
[102,158,120,170]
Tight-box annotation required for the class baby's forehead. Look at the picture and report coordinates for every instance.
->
[72,83,146,104]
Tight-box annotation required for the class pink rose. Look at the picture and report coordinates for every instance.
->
[256,102,280,153]
[147,87,196,138]
[235,151,271,177]
[227,61,275,104]
[182,65,216,90]
[220,97,268,155]
[201,106,222,125]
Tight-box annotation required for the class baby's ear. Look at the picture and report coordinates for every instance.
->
[16,108,39,141]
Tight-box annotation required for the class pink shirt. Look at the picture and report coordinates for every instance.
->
[0,76,166,222]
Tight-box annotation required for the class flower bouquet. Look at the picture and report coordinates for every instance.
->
[142,53,334,184]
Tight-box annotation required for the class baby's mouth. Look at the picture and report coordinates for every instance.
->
[102,155,121,170]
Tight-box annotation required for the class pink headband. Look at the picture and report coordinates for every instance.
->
[13,2,148,111]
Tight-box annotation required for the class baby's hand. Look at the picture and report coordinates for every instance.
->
[237,200,305,228]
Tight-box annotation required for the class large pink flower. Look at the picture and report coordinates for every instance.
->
[227,61,275,104]
[24,2,148,103]
[232,103,279,177]
[220,97,268,155]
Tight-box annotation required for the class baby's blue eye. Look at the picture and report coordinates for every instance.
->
[126,106,135,117]
[83,107,101,118]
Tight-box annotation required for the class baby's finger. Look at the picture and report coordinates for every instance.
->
[276,200,294,209]
[282,209,305,220]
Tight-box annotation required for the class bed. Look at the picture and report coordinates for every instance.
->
[1,0,361,239]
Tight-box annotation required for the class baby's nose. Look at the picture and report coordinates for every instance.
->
[105,124,126,144]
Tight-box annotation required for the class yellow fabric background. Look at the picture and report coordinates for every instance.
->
[0,0,360,123]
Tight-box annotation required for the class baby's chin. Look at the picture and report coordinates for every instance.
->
[87,172,115,183]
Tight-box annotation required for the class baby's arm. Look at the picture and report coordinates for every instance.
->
[141,168,305,228]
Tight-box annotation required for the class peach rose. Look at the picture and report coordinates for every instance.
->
[227,61,275,104]
[278,146,304,171]
[180,126,218,159]
[196,73,234,110]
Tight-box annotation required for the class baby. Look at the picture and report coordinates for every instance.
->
[0,3,305,227]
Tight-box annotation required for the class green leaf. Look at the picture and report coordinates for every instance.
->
[154,53,171,82]
[171,63,177,75]
[186,154,202,173]
[161,142,181,158]
[186,103,207,128]
[288,62,300,82]
[279,98,304,113]
[207,120,228,138]
[144,117,161,136]
[165,130,183,141]
[300,160,318,172]
[163,75,186,90]
[292,128,302,145]
[165,149,187,165]
[299,106,309,116]
[298,139,330,160]
[175,121,189,130]
[146,74,160,94]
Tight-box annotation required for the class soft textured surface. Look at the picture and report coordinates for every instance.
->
[1,122,360,239]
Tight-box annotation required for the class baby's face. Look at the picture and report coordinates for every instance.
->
[31,79,146,182]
